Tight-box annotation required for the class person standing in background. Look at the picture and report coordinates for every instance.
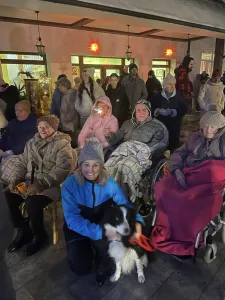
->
[175,56,194,113]
[0,184,16,300]
[58,78,79,148]
[151,74,187,151]
[106,73,129,126]
[122,63,148,116]
[75,68,105,128]
[146,70,162,103]
[73,77,82,90]
[198,69,225,115]
[0,77,21,121]
[193,71,209,112]
[50,74,67,118]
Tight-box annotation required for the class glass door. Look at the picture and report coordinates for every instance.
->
[105,69,120,77]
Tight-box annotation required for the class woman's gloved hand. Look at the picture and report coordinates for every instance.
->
[26,182,45,196]
[174,169,188,189]
[8,181,18,193]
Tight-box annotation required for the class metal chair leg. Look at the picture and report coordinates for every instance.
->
[51,204,58,245]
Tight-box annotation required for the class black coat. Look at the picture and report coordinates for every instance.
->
[0,86,21,121]
[151,90,187,151]
[146,77,162,102]
[106,84,129,127]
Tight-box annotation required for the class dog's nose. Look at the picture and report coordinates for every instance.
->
[124,228,129,234]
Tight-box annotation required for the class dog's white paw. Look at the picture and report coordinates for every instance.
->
[110,273,120,282]
[138,274,145,283]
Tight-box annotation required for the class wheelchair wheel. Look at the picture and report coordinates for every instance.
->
[150,158,169,201]
[221,213,225,244]
[204,243,217,264]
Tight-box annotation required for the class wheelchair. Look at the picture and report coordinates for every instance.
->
[149,171,225,264]
[136,150,169,218]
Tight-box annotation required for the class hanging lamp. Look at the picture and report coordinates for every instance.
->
[125,25,132,61]
[35,11,45,57]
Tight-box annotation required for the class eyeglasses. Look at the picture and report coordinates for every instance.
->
[37,125,50,130]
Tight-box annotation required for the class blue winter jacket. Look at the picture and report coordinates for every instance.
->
[50,87,63,118]
[62,174,143,241]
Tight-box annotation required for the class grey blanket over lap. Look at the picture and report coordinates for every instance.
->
[105,140,151,203]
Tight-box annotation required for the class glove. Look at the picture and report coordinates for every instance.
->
[26,181,46,196]
[8,181,18,193]
[174,169,188,189]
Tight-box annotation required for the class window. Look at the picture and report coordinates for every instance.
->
[71,56,79,64]
[0,52,47,86]
[152,60,170,66]
[83,57,122,65]
[200,50,214,76]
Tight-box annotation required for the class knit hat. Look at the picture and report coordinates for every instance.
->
[212,69,222,78]
[78,137,104,166]
[37,115,59,131]
[129,63,138,73]
[200,111,225,129]
[15,100,31,113]
[132,99,151,119]
[163,74,176,87]
[84,68,95,80]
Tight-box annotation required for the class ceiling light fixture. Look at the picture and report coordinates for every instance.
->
[125,25,132,61]
[35,11,45,57]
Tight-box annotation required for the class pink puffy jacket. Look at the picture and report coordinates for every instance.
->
[78,96,119,148]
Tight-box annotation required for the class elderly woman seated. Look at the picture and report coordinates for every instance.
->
[0,100,36,158]
[4,115,76,256]
[105,99,168,203]
[150,111,225,260]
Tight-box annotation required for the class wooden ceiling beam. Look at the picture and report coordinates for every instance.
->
[0,16,206,42]
[138,29,163,36]
[70,18,94,28]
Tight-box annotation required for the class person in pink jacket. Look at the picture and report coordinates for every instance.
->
[78,96,119,149]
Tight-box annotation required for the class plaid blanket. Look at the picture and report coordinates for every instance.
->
[105,141,151,203]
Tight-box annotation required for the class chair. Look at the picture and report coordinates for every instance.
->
[21,200,61,245]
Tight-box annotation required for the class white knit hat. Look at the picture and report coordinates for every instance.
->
[163,74,176,87]
[200,111,225,129]
[84,68,95,80]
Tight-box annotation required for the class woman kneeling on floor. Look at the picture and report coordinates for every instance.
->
[5,115,76,256]
[62,137,143,286]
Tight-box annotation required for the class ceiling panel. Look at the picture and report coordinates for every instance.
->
[85,20,151,33]
[0,6,81,24]
[151,31,199,39]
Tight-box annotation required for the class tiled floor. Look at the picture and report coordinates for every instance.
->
[8,113,225,300]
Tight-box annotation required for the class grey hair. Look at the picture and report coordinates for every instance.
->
[58,78,71,89]
[74,165,109,186]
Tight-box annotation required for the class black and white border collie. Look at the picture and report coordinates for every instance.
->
[103,205,148,283]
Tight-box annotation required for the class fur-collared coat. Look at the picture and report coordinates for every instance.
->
[10,132,77,201]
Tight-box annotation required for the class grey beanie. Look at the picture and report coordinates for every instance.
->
[163,74,176,87]
[78,137,104,166]
[200,111,225,129]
